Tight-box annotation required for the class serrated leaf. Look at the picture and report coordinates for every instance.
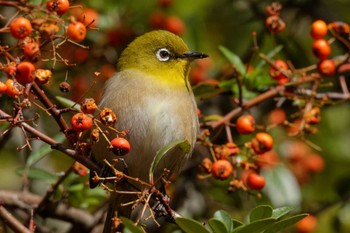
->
[249,205,273,223]
[16,168,57,182]
[272,206,294,219]
[233,218,276,233]
[209,218,228,233]
[263,214,308,233]
[219,46,246,75]
[149,140,191,184]
[56,96,80,110]
[26,133,66,168]
[120,217,146,233]
[213,210,234,232]
[176,217,211,233]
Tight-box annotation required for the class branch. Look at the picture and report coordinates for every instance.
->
[0,190,101,231]
[0,205,32,233]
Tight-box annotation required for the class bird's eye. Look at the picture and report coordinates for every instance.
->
[156,48,171,62]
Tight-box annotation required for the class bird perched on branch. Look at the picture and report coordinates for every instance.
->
[91,30,207,232]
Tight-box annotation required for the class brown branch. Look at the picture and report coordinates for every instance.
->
[0,205,32,233]
[0,190,101,231]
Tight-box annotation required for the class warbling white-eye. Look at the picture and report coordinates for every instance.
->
[92,30,208,232]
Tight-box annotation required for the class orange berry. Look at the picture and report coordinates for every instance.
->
[236,114,255,134]
[10,17,32,39]
[269,59,289,80]
[251,132,274,154]
[73,161,88,176]
[80,98,97,114]
[67,22,87,42]
[296,215,317,233]
[15,61,35,84]
[265,15,286,33]
[110,137,130,156]
[211,160,233,180]
[310,20,328,39]
[317,59,335,76]
[303,153,325,173]
[246,172,266,190]
[71,113,93,132]
[328,21,350,35]
[163,16,185,35]
[256,150,279,168]
[268,108,286,125]
[305,107,321,125]
[78,8,99,27]
[0,81,8,94]
[312,39,331,60]
[5,79,23,97]
[47,0,70,15]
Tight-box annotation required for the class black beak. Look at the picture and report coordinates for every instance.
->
[177,52,208,59]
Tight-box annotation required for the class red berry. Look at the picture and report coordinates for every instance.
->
[211,160,233,180]
[246,172,266,190]
[71,113,93,132]
[110,137,130,156]
[10,17,32,39]
[251,132,274,155]
[317,59,335,76]
[305,107,321,125]
[149,11,165,29]
[310,20,328,39]
[296,215,317,233]
[157,0,174,8]
[47,0,70,15]
[236,114,255,134]
[15,62,35,84]
[312,39,331,60]
[67,22,87,42]
[0,81,8,94]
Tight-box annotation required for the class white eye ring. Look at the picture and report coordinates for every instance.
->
[156,48,171,62]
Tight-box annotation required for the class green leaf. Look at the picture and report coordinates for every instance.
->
[233,218,276,233]
[149,140,191,183]
[272,206,294,219]
[219,46,246,75]
[256,45,284,69]
[263,214,308,233]
[67,183,84,192]
[262,165,301,207]
[120,217,146,233]
[213,210,234,232]
[26,133,66,168]
[209,218,228,233]
[176,217,211,233]
[232,219,244,229]
[202,114,223,122]
[16,167,57,182]
[56,96,80,110]
[218,79,237,91]
[249,205,273,223]
[193,81,221,99]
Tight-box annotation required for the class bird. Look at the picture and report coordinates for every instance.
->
[91,30,208,232]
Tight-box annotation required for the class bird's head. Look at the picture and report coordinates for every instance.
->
[117,30,207,86]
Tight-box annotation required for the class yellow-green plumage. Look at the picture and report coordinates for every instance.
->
[92,30,207,232]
